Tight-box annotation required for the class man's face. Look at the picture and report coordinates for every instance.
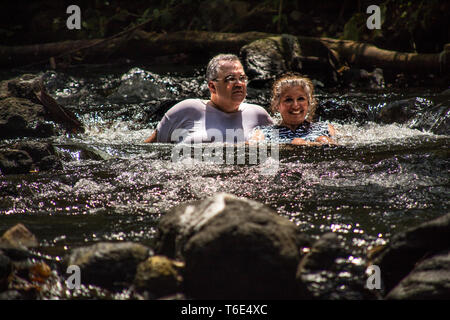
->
[209,60,247,112]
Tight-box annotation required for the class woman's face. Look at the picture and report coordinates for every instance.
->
[277,86,309,127]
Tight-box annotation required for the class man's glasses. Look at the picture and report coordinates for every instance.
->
[213,75,248,84]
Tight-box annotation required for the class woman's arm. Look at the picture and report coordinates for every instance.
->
[315,135,336,144]
[310,124,337,145]
[292,135,336,146]
[291,138,323,146]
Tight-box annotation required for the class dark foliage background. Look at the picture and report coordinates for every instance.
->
[1,0,448,53]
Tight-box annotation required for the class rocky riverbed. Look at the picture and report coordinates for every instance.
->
[1,66,449,301]
[1,193,449,300]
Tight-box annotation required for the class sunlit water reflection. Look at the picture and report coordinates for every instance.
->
[0,66,448,298]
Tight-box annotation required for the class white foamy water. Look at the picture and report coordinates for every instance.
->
[334,122,442,146]
[82,120,152,145]
[80,118,444,150]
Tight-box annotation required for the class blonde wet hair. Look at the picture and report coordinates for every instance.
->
[270,74,317,122]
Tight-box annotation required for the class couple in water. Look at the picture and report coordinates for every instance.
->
[144,54,335,145]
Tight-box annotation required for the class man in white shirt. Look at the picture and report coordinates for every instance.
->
[144,54,273,143]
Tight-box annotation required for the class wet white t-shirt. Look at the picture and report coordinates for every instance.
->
[156,99,273,143]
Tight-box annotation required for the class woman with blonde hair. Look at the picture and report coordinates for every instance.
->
[251,74,335,145]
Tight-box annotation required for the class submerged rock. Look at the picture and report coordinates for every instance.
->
[315,98,369,124]
[56,143,113,161]
[156,193,310,299]
[65,242,152,291]
[377,96,450,135]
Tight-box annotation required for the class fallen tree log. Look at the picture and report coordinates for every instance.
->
[321,38,449,75]
[1,30,448,75]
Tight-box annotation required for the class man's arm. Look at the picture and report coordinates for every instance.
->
[144,130,157,143]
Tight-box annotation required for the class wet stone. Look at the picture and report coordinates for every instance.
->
[11,141,63,172]
[0,149,33,175]
[6,74,42,102]
[386,249,450,300]
[0,97,52,139]
[240,35,302,86]
[0,223,38,250]
[0,253,12,291]
[297,232,347,271]
[371,213,450,294]
[156,193,307,299]
[65,242,152,291]
[133,255,184,299]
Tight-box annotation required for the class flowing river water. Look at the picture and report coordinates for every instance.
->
[0,64,449,299]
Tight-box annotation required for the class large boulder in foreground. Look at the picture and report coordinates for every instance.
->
[155,193,310,299]
[386,249,450,300]
[370,213,450,295]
